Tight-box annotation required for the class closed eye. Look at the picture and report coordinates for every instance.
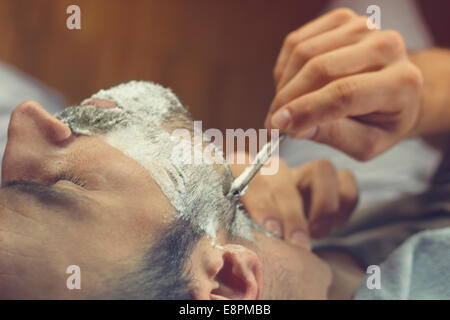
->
[55,172,87,188]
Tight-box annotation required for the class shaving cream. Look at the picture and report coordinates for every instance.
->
[55,81,257,241]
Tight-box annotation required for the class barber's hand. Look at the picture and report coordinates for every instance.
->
[230,157,358,248]
[265,8,424,161]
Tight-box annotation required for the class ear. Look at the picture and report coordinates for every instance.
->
[191,244,263,300]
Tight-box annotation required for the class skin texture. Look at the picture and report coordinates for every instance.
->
[0,100,334,299]
[260,9,450,258]
[265,8,425,161]
[1,101,174,298]
[2,11,449,299]
[230,155,358,245]
[408,48,450,138]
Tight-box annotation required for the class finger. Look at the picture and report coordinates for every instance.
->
[271,182,310,249]
[299,118,389,161]
[270,62,413,133]
[294,160,340,238]
[241,193,283,237]
[274,8,357,84]
[335,169,358,226]
[276,16,368,92]
[271,30,404,117]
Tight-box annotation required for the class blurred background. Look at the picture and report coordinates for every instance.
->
[0,0,448,132]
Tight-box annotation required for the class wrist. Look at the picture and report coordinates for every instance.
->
[407,94,425,138]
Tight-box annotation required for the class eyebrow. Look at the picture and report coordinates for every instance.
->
[3,180,93,215]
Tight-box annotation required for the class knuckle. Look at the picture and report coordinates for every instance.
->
[339,169,356,183]
[339,170,358,194]
[305,57,331,83]
[289,104,311,132]
[329,8,356,23]
[284,31,298,48]
[272,92,286,110]
[384,30,405,47]
[399,63,424,89]
[293,43,310,61]
[333,80,356,108]
[312,159,336,174]
[273,66,282,81]
[348,16,370,33]
[374,30,406,56]
[338,171,359,208]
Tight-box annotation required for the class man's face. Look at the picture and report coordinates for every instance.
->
[1,119,174,298]
[0,81,331,299]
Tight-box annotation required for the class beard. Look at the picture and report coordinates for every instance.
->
[55,80,256,241]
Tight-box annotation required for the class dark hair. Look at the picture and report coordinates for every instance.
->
[109,218,203,299]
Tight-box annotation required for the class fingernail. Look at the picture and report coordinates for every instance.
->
[290,230,311,249]
[271,108,292,129]
[294,126,318,140]
[264,219,282,237]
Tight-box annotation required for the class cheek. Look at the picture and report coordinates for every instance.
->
[123,204,174,241]
[63,137,175,247]
[91,193,174,253]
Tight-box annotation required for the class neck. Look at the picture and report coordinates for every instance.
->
[317,250,366,300]
[250,232,332,299]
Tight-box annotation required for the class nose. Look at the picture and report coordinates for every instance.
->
[1,100,72,185]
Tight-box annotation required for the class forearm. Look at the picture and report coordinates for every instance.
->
[410,48,450,137]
